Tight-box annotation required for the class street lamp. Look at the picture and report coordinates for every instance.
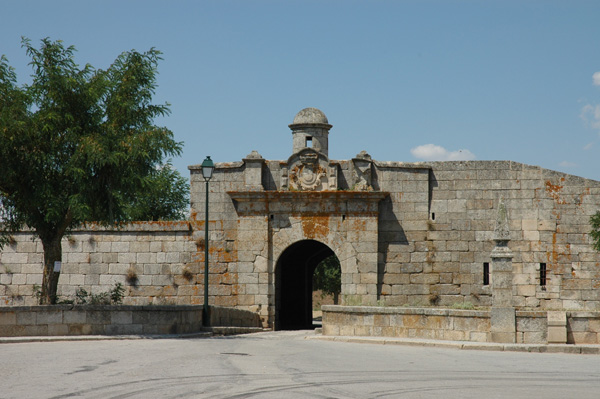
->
[201,156,214,327]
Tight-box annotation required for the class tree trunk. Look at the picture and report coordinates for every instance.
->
[40,236,62,304]
[333,291,339,305]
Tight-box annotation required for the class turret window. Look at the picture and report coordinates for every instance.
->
[306,136,313,148]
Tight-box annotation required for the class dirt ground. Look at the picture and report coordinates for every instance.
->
[312,290,336,321]
[312,290,335,309]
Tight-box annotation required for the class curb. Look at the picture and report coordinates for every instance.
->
[307,335,600,354]
[0,332,213,344]
[0,327,269,344]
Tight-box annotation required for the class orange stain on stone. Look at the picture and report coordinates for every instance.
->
[545,178,567,205]
[301,215,330,239]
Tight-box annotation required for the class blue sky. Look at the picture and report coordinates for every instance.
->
[2,0,600,181]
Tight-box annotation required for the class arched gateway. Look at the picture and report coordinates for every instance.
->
[226,191,385,328]
[218,108,387,328]
[275,239,336,330]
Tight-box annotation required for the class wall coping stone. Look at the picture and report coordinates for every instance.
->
[189,161,244,170]
[322,306,572,319]
[0,305,203,312]
[567,311,600,318]
[373,161,432,170]
[8,221,192,234]
[322,305,490,318]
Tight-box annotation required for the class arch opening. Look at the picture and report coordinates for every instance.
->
[275,239,339,330]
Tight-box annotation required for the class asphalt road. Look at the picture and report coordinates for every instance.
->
[1,330,599,399]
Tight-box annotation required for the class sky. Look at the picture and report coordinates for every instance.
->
[2,0,600,181]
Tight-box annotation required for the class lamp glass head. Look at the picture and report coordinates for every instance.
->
[201,156,214,181]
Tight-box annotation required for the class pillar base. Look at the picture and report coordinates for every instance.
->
[491,307,516,343]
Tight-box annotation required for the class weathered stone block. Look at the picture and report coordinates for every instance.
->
[37,310,63,325]
[0,311,17,325]
[491,307,515,343]
[48,324,69,336]
[63,310,87,324]
[111,311,133,325]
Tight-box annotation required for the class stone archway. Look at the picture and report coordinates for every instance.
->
[275,240,337,330]
[228,190,386,328]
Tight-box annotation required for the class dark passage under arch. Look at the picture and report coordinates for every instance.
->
[275,240,337,330]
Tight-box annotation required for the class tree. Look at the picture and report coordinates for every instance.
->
[122,161,189,221]
[591,211,600,252]
[0,37,185,304]
[313,255,341,304]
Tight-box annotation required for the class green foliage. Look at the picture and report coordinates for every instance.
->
[313,255,341,304]
[342,295,362,306]
[73,283,124,305]
[110,283,125,304]
[32,284,42,302]
[122,162,189,221]
[75,287,89,304]
[591,211,600,252]
[0,38,185,303]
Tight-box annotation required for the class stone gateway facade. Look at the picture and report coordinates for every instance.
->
[186,107,600,330]
[2,107,600,336]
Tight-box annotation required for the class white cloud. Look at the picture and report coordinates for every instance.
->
[580,104,600,131]
[584,142,593,150]
[593,71,600,86]
[410,144,476,161]
[558,161,577,168]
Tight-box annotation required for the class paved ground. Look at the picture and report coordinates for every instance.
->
[1,330,600,398]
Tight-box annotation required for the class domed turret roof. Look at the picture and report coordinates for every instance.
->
[291,107,329,125]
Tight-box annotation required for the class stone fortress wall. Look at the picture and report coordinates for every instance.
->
[2,107,600,335]
[376,160,600,311]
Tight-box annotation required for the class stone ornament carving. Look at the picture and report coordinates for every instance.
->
[244,150,263,160]
[493,196,510,241]
[280,166,289,190]
[289,153,327,191]
[328,165,338,190]
[352,150,373,191]
[491,197,513,259]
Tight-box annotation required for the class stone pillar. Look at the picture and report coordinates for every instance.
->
[490,197,516,343]
[243,151,265,191]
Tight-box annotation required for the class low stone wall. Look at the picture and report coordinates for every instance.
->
[322,306,600,344]
[516,311,547,344]
[209,306,262,328]
[568,312,600,344]
[0,305,261,337]
[322,305,492,342]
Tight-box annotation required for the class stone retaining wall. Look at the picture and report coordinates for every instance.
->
[0,305,261,337]
[322,305,600,344]
[568,312,600,344]
[1,222,200,306]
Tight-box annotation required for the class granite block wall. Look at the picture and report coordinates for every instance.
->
[375,160,600,311]
[322,306,600,345]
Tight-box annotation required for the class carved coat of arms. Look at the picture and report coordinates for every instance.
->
[289,153,326,191]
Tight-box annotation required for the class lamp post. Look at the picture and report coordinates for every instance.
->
[201,156,214,327]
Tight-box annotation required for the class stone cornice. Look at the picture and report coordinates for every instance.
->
[227,190,388,216]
